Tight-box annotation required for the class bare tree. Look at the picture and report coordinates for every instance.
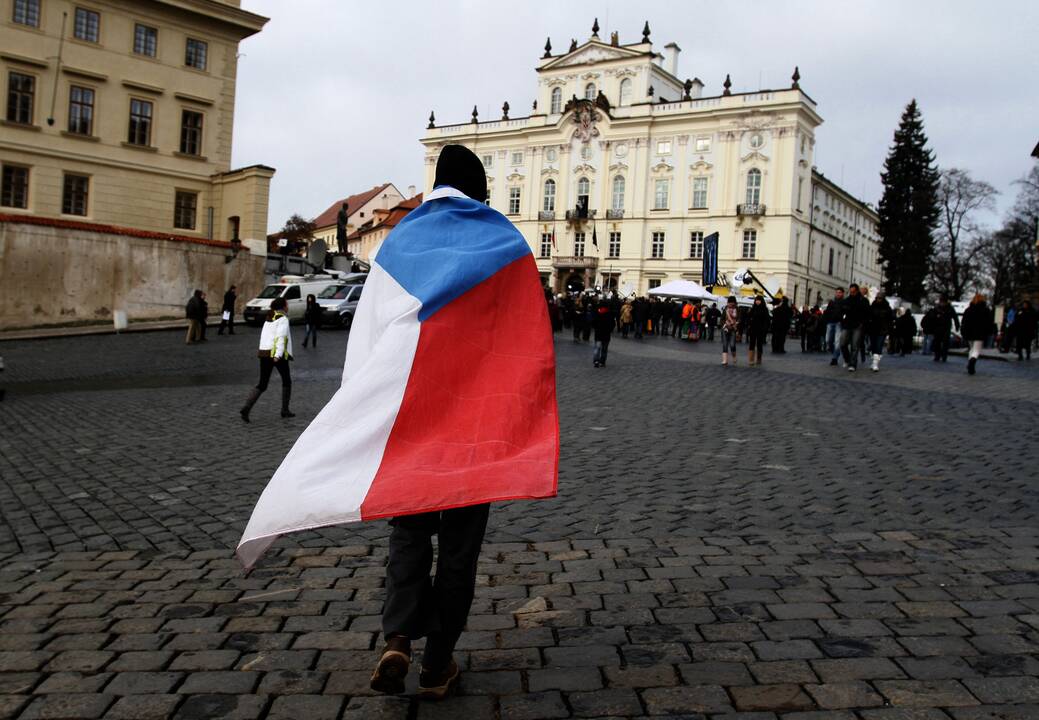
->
[928,168,997,300]
[976,165,1039,306]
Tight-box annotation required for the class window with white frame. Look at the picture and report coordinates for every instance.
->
[689,231,704,259]
[651,231,665,258]
[574,231,585,258]
[584,83,596,101]
[619,78,632,106]
[550,87,562,114]
[539,233,552,258]
[542,179,555,212]
[74,8,100,42]
[656,139,671,155]
[508,186,521,214]
[608,231,620,258]
[185,38,208,70]
[580,145,592,160]
[13,0,39,26]
[691,177,708,209]
[742,229,757,259]
[133,23,157,57]
[648,278,662,290]
[481,154,492,168]
[653,179,669,210]
[694,136,711,153]
[576,177,589,212]
[511,151,523,165]
[745,168,762,205]
[611,175,625,210]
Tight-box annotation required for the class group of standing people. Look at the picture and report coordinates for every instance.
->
[184,286,239,343]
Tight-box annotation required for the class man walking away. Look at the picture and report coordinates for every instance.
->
[706,303,720,342]
[771,297,793,353]
[895,308,916,356]
[823,288,845,366]
[185,290,204,344]
[747,295,770,366]
[1013,300,1037,360]
[218,285,237,335]
[839,284,869,372]
[961,294,991,375]
[593,300,615,367]
[868,292,894,372]
[931,295,959,363]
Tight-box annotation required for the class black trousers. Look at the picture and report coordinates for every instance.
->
[218,314,235,334]
[256,356,291,391]
[383,504,490,671]
[933,332,951,361]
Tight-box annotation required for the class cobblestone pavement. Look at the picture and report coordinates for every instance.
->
[1,328,1038,719]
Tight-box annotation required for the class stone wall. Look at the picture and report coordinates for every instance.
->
[0,216,265,330]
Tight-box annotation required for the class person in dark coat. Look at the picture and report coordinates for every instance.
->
[582,299,595,342]
[839,284,869,371]
[198,292,209,341]
[770,297,793,353]
[592,301,615,367]
[1013,300,1037,360]
[571,295,584,342]
[867,293,895,372]
[218,285,237,335]
[961,294,992,375]
[747,295,771,366]
[632,297,648,340]
[822,288,845,365]
[184,289,204,344]
[931,295,960,363]
[895,308,917,356]
[302,294,321,348]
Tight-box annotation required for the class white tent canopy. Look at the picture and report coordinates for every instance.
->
[647,279,723,303]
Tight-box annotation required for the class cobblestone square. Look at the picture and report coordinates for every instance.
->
[1,328,1038,718]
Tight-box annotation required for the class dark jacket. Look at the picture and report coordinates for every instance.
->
[840,293,870,329]
[868,299,895,335]
[222,289,237,313]
[1012,306,1037,341]
[921,308,937,335]
[896,311,917,337]
[705,306,721,328]
[961,302,991,342]
[932,304,960,334]
[185,292,205,321]
[748,302,771,334]
[822,296,845,324]
[593,306,615,342]
[771,301,793,332]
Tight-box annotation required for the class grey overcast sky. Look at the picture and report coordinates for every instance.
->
[230,0,1038,233]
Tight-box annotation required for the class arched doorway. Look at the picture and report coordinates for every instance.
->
[565,273,585,293]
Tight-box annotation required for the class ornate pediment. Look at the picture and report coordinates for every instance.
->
[572,163,597,175]
[506,173,525,182]
[740,151,769,164]
[605,67,640,79]
[650,161,673,174]
[541,167,559,176]
[609,162,629,173]
[580,71,601,81]
[542,41,644,70]
[729,110,777,133]
[690,160,714,172]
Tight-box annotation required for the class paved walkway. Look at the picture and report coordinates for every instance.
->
[1,328,1037,718]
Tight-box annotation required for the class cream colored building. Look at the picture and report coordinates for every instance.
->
[420,22,882,305]
[1,0,273,246]
[309,182,404,254]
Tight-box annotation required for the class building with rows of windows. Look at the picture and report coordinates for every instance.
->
[420,21,882,305]
[1,0,272,245]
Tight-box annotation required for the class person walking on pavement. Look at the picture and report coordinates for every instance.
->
[931,294,959,363]
[868,292,895,372]
[721,296,739,366]
[240,297,294,422]
[185,289,204,344]
[633,297,648,340]
[770,297,793,354]
[839,283,869,372]
[198,292,210,342]
[961,294,992,375]
[823,288,845,366]
[218,285,237,335]
[705,303,720,342]
[619,300,633,338]
[895,307,917,356]
[1013,300,1037,360]
[302,294,321,348]
[593,300,615,367]
[747,295,771,366]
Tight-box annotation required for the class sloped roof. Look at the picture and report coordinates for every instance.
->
[348,194,423,241]
[312,183,395,229]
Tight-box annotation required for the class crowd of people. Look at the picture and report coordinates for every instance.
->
[545,285,1039,376]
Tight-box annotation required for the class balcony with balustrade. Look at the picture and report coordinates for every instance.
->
[737,203,766,217]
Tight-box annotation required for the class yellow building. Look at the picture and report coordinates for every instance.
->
[420,21,882,305]
[0,0,273,246]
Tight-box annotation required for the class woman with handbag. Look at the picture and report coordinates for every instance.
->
[240,297,295,422]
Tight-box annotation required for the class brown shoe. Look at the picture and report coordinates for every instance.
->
[417,658,460,701]
[370,636,411,694]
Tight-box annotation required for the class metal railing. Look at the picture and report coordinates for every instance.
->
[538,210,555,220]
[565,209,598,221]
[737,203,766,216]
[551,256,598,269]
[605,209,625,219]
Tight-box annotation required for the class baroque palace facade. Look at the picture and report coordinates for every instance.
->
[420,22,882,305]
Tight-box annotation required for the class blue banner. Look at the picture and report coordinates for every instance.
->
[702,232,719,286]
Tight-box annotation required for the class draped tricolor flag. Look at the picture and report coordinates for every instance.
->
[237,186,559,569]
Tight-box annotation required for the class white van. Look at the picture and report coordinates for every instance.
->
[243,275,338,325]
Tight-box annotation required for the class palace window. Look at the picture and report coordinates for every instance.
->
[576,177,589,212]
[134,24,157,57]
[580,145,592,160]
[1,165,29,209]
[542,179,555,212]
[689,231,704,259]
[584,83,596,101]
[180,109,203,155]
[653,179,669,210]
[13,0,39,27]
[550,87,562,114]
[797,177,804,211]
[185,38,208,70]
[695,136,711,153]
[745,168,762,205]
[508,186,521,214]
[611,175,625,211]
[742,229,757,259]
[74,8,100,42]
[828,247,834,275]
[511,151,523,165]
[127,98,152,145]
[7,72,35,124]
[62,173,89,216]
[574,231,585,258]
[656,139,671,155]
[648,278,661,290]
[68,85,94,135]
[174,190,197,229]
[539,233,552,258]
[691,177,708,209]
[607,231,621,259]
[481,153,492,168]
[651,231,665,258]
[619,78,632,106]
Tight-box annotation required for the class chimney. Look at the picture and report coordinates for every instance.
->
[407,185,416,198]
[663,42,681,76]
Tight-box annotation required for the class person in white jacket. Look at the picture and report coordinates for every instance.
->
[240,297,294,422]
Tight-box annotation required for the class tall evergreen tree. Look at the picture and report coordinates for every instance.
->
[877,100,941,304]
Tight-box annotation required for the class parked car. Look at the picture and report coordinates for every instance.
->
[242,275,338,326]
[317,283,364,329]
